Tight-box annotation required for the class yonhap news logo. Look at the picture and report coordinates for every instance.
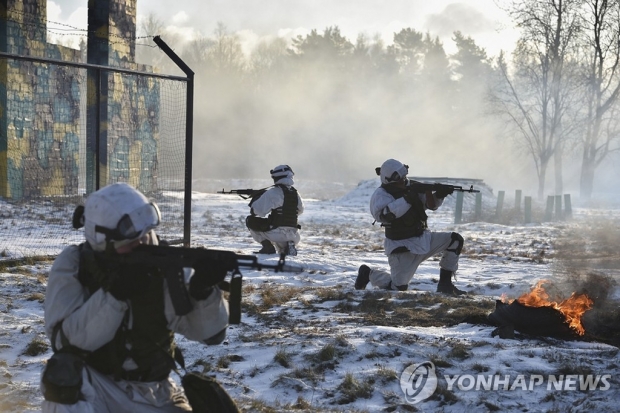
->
[400,362,438,404]
[400,361,611,404]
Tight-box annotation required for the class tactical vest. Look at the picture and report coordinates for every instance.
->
[77,243,176,382]
[381,185,428,240]
[268,185,299,229]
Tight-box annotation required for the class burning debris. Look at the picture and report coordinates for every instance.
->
[488,280,594,339]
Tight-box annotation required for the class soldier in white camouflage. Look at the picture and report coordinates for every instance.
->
[356,159,467,295]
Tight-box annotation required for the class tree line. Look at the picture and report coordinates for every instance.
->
[137,0,620,200]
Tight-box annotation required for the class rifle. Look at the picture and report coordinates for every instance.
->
[406,181,480,194]
[82,244,303,324]
[217,187,271,200]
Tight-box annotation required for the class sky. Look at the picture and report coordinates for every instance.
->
[41,0,620,199]
[1,178,619,411]
[47,0,521,57]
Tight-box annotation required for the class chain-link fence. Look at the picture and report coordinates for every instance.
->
[0,52,191,260]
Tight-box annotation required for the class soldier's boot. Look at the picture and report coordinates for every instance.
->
[355,265,371,290]
[436,269,467,295]
[284,241,297,256]
[257,240,276,254]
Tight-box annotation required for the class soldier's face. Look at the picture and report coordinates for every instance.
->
[393,176,407,189]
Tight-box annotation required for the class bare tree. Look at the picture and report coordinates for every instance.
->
[135,13,181,73]
[576,0,620,199]
[205,22,246,74]
[182,36,215,67]
[491,0,581,199]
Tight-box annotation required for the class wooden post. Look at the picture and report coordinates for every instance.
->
[544,195,554,221]
[555,195,562,220]
[564,194,572,219]
[475,192,482,221]
[454,191,464,224]
[515,189,522,211]
[524,196,532,224]
[496,191,505,219]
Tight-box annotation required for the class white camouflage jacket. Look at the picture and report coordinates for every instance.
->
[45,243,229,353]
[370,182,444,255]
[250,182,305,218]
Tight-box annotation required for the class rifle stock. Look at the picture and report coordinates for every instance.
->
[90,244,304,324]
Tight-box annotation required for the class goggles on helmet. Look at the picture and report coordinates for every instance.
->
[95,202,161,242]
[270,165,293,175]
[385,164,409,182]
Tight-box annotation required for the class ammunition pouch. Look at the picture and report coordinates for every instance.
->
[42,351,85,404]
[245,215,271,232]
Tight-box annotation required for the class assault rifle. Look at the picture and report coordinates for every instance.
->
[82,244,303,324]
[217,187,271,200]
[406,181,480,194]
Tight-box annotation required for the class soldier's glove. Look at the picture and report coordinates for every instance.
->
[189,259,229,301]
[434,186,454,199]
[403,189,419,205]
[106,264,153,301]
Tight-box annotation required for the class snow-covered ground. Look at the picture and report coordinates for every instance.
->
[1,179,619,412]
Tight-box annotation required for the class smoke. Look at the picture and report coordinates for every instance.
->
[131,3,615,200]
[425,3,497,39]
[189,55,537,197]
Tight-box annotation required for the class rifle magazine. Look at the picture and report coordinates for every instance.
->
[228,272,243,324]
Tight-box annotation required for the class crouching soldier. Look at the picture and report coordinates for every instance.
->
[245,165,304,256]
[40,183,235,412]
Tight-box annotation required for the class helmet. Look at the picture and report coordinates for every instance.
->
[270,164,294,183]
[378,159,408,185]
[83,183,161,251]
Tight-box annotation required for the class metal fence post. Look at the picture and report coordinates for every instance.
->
[524,196,532,224]
[455,191,464,224]
[475,192,482,221]
[544,196,554,221]
[564,194,572,219]
[496,190,505,219]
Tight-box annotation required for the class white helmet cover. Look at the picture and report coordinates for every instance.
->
[379,159,408,185]
[270,164,295,184]
[84,183,160,251]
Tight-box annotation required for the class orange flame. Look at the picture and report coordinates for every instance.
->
[516,280,593,335]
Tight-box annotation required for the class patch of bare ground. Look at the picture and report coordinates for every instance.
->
[335,291,496,328]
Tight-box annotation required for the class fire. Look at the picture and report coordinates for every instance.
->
[515,280,593,335]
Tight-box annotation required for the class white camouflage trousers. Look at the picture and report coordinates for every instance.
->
[249,227,300,253]
[41,365,191,413]
[369,231,460,290]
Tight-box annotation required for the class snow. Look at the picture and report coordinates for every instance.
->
[1,178,619,412]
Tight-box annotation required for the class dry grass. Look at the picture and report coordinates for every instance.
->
[274,347,293,368]
[335,291,495,329]
[335,372,373,404]
[22,337,48,357]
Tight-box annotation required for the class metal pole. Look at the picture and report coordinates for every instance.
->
[152,36,195,247]
[95,69,101,190]
[454,191,464,224]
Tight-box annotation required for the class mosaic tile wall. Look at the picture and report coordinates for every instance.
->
[0,0,161,199]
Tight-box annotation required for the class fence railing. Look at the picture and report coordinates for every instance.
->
[0,39,194,260]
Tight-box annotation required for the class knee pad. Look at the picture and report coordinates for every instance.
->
[395,284,408,291]
[447,232,464,255]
